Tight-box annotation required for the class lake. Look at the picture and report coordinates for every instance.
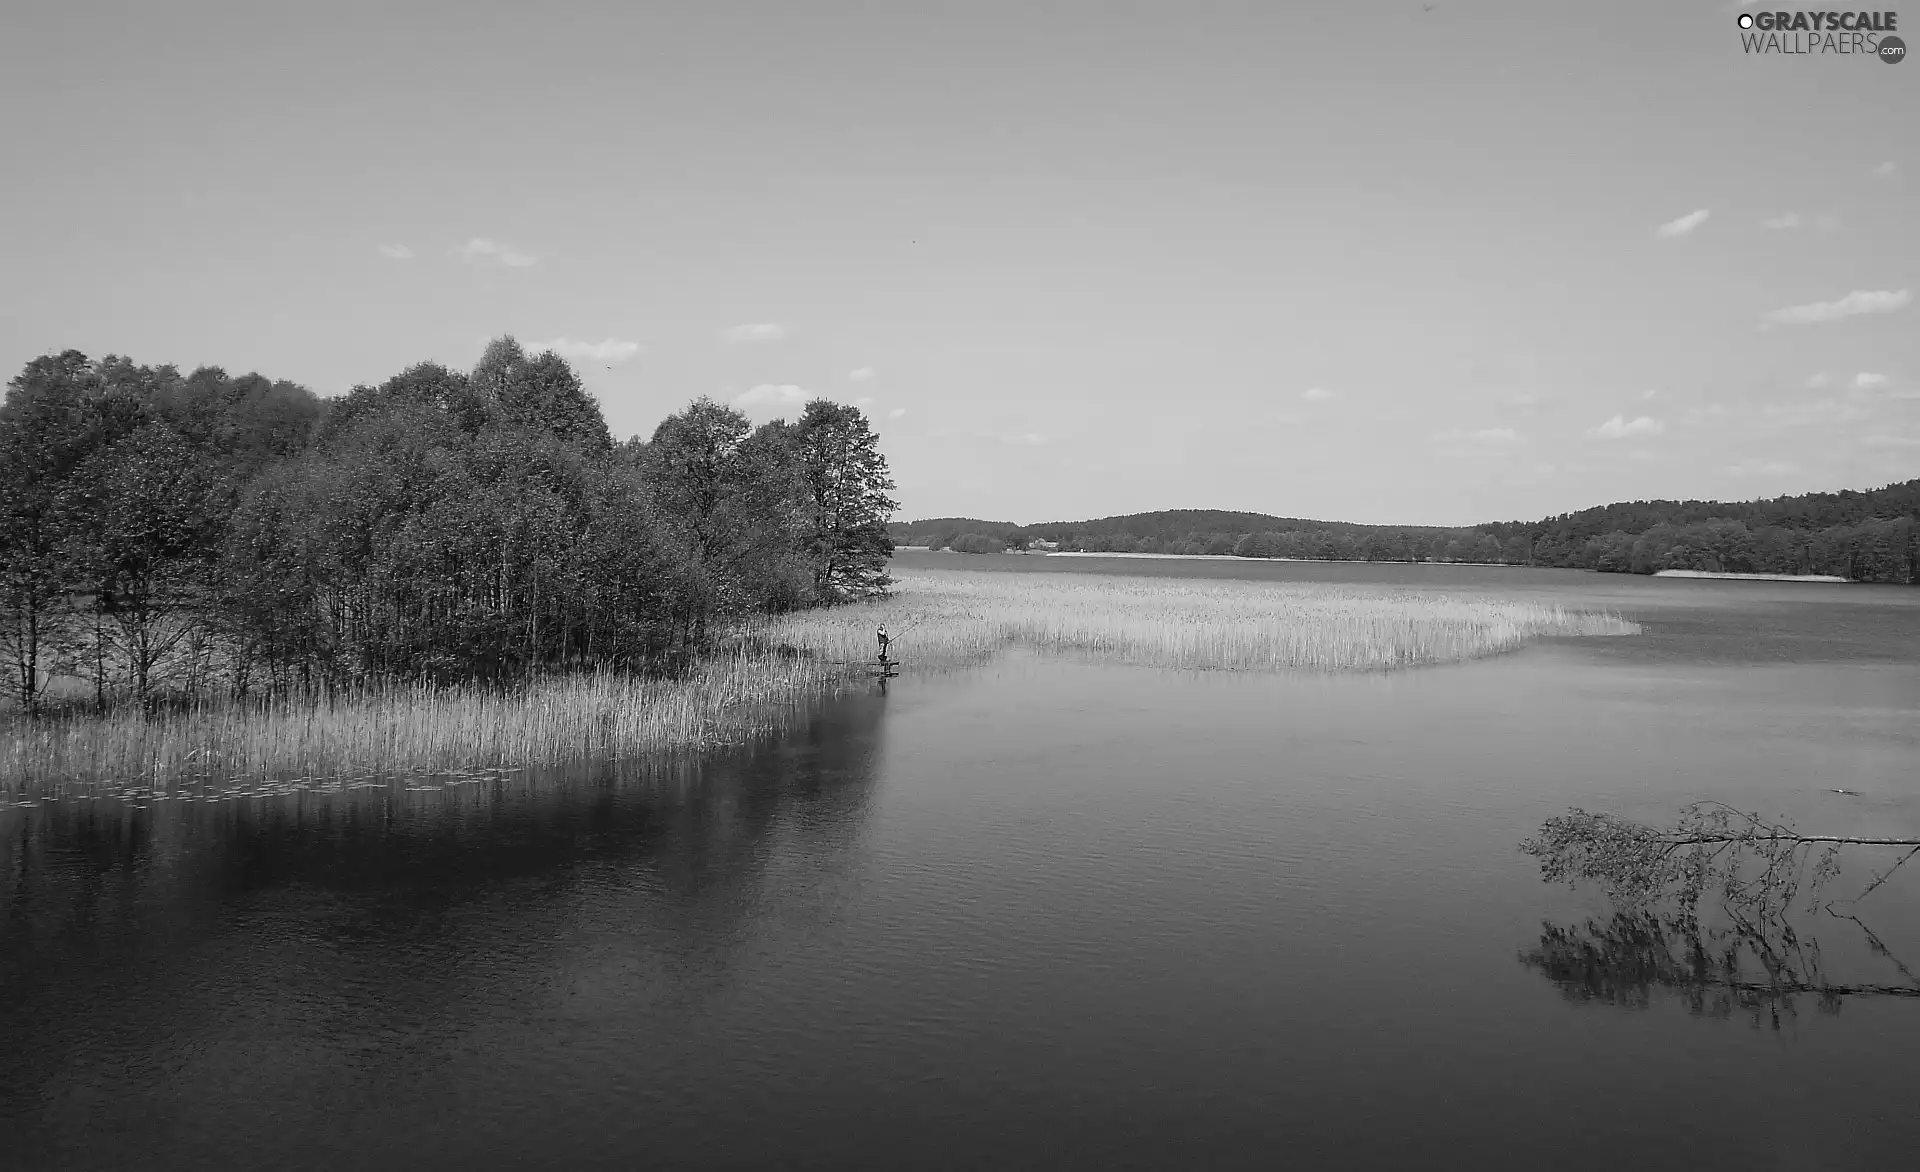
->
[5,553,1920,1170]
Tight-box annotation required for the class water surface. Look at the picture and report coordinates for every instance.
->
[5,562,1919,1169]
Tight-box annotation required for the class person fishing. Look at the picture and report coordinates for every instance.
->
[876,624,891,662]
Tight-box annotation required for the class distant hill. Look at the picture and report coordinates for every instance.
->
[888,517,1023,544]
[1027,509,1455,540]
[1474,478,1919,580]
[889,478,1920,582]
[889,509,1478,559]
[888,509,1439,544]
[1478,479,1920,546]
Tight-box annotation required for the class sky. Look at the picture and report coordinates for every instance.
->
[0,0,1913,526]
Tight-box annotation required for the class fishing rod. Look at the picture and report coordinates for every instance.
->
[880,617,928,645]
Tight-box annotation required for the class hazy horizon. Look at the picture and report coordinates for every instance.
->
[3,0,1913,527]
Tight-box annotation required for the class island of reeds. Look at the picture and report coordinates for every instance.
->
[1,340,1639,795]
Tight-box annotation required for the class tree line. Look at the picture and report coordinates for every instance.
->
[0,338,897,713]
[896,512,1513,564]
[1478,483,1920,580]
[892,486,1920,582]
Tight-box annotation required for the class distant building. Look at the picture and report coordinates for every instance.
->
[1029,539,1059,552]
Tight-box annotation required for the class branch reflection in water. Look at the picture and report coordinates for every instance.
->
[1520,908,1920,1031]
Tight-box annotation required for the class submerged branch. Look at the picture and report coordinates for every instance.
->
[1649,834,1920,848]
[1521,802,1918,921]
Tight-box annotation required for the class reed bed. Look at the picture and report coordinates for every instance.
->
[1,566,1637,795]
[762,567,1640,673]
[0,648,847,797]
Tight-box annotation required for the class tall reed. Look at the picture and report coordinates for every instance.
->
[1,649,846,796]
[759,568,1640,672]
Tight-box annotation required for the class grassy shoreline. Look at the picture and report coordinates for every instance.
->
[2,567,1638,795]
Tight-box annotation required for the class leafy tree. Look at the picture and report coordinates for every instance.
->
[66,422,229,703]
[472,336,613,455]
[321,361,487,445]
[155,366,327,474]
[0,352,159,710]
[217,458,334,693]
[0,340,899,709]
[639,398,807,646]
[949,533,1004,554]
[789,400,898,600]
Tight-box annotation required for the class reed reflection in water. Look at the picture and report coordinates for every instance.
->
[0,688,889,1170]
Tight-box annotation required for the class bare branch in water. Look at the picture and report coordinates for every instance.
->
[1519,802,1919,920]
[1519,801,1920,1027]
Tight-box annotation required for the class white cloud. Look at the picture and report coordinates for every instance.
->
[1300,386,1336,401]
[1003,432,1047,446]
[1872,161,1897,177]
[1861,434,1920,448]
[1725,458,1801,477]
[722,322,787,343]
[1763,289,1911,326]
[1640,388,1659,400]
[849,366,875,381]
[1655,208,1710,238]
[1761,213,1803,230]
[1806,373,1831,389]
[377,243,415,259]
[1587,414,1665,439]
[1854,372,1889,388]
[529,337,642,363]
[455,238,538,267]
[733,383,809,416]
[886,407,906,419]
[853,396,874,408]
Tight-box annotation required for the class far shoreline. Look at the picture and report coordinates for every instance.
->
[896,547,1585,569]
[894,548,1863,582]
[1652,569,1850,583]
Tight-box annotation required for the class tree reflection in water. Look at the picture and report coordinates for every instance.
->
[1521,909,1920,1029]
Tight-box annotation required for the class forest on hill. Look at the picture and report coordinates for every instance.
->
[1476,481,1920,579]
[0,340,897,713]
[891,511,1501,561]
[893,481,1920,582]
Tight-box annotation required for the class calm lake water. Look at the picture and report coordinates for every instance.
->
[6,554,1920,1170]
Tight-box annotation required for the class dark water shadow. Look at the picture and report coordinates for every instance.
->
[0,684,892,1168]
